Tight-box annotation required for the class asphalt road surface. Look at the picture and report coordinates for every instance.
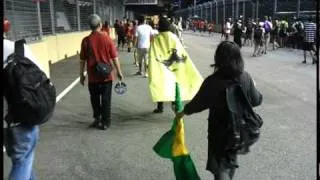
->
[3,32,317,180]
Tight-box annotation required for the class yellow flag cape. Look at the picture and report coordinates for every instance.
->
[148,32,203,102]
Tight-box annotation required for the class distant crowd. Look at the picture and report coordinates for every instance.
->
[185,15,317,64]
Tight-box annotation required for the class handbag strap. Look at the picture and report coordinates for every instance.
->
[86,34,110,65]
[86,37,96,62]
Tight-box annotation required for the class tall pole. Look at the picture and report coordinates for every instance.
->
[93,0,96,14]
[256,0,259,18]
[76,0,80,31]
[211,3,213,22]
[194,0,196,16]
[252,1,255,20]
[109,0,112,24]
[36,0,43,39]
[10,0,16,40]
[273,0,277,18]
[236,0,239,19]
[49,0,55,35]
[256,0,259,20]
[297,0,300,18]
[223,0,225,21]
[232,0,234,21]
[216,0,218,24]
[243,1,245,19]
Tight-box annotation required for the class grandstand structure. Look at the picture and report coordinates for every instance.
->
[3,0,133,42]
[174,0,316,24]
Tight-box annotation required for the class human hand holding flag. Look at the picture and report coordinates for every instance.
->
[175,111,185,121]
[153,83,200,180]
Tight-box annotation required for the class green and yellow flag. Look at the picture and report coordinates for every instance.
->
[148,32,203,102]
[153,83,200,180]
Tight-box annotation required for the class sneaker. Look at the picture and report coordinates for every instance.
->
[99,124,108,130]
[312,56,317,64]
[135,71,142,75]
[302,61,307,64]
[144,74,148,78]
[89,120,100,128]
[153,108,163,113]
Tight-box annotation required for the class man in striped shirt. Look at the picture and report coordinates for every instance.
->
[302,17,316,64]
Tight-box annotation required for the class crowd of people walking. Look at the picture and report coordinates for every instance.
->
[185,15,317,64]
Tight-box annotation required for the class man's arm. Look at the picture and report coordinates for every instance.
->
[79,38,87,86]
[80,59,86,86]
[112,58,123,81]
[134,27,139,47]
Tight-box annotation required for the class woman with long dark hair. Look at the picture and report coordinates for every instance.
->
[175,41,263,180]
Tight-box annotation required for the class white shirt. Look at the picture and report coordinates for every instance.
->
[225,22,232,34]
[3,39,41,70]
[135,24,154,49]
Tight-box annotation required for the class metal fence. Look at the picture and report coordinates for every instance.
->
[174,0,316,25]
[4,0,132,42]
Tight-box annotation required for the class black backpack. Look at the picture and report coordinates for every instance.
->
[225,83,263,154]
[295,22,304,35]
[254,28,263,39]
[4,39,56,126]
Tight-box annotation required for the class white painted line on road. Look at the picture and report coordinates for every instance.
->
[56,71,87,103]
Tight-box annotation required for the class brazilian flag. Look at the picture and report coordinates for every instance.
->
[148,32,203,102]
[153,83,200,180]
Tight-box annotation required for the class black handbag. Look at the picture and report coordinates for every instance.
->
[95,62,112,78]
[87,38,113,78]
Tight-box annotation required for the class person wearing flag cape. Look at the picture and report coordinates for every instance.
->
[148,16,203,113]
[151,16,203,180]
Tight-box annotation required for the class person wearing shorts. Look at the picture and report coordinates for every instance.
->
[302,17,316,64]
[135,16,156,77]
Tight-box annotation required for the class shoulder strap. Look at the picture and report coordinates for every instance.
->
[86,37,95,61]
[14,39,26,57]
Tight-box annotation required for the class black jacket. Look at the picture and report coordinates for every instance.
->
[183,69,262,169]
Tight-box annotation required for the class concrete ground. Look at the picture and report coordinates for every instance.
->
[3,32,317,180]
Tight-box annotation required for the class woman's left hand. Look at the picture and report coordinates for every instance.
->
[175,111,185,120]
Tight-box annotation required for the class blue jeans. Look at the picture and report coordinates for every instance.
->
[5,125,39,180]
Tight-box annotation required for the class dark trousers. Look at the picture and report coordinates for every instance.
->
[88,81,112,126]
[156,102,175,111]
[214,168,236,180]
[157,102,164,110]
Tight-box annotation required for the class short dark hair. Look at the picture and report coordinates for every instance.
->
[158,16,171,32]
[138,16,145,24]
[104,21,109,27]
[211,41,244,77]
